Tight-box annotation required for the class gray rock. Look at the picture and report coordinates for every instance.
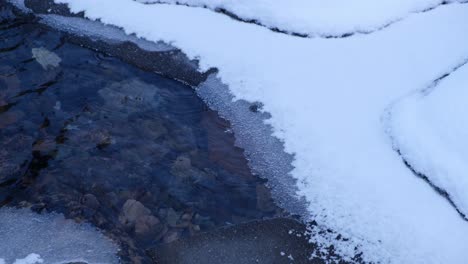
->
[134,215,161,235]
[170,156,192,178]
[119,199,151,227]
[162,230,180,244]
[81,194,100,210]
[98,79,160,113]
[166,208,180,227]
[32,47,61,70]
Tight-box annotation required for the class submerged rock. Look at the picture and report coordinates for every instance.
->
[119,199,151,226]
[149,217,317,264]
[31,47,61,70]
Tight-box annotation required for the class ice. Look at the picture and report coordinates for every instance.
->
[12,254,43,264]
[0,207,119,264]
[196,75,309,217]
[135,0,464,37]
[47,0,468,262]
[5,0,31,13]
[386,62,468,218]
[38,14,173,52]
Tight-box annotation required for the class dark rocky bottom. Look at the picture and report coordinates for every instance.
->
[0,3,288,263]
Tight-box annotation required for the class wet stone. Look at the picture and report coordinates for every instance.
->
[134,215,162,236]
[119,199,152,227]
[171,156,192,178]
[32,47,62,70]
[81,194,100,210]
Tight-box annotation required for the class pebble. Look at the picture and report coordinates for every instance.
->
[162,230,180,244]
[81,194,100,210]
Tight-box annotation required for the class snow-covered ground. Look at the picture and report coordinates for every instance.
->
[136,0,465,37]
[387,62,468,218]
[45,0,468,262]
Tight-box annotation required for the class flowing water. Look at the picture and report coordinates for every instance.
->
[0,3,283,263]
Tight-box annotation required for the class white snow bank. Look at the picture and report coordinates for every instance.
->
[136,0,464,37]
[0,207,119,264]
[387,62,468,217]
[52,0,468,263]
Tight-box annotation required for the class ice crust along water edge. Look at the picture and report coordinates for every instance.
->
[7,0,468,263]
[0,208,119,264]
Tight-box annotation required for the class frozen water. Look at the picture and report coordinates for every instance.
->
[0,207,119,264]
[196,75,309,217]
[12,254,43,264]
[5,0,30,13]
[39,14,173,52]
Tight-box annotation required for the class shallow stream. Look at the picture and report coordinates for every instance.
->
[0,4,283,262]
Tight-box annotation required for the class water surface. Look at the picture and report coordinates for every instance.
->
[0,4,282,262]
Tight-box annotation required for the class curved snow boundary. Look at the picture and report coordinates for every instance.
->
[28,0,468,262]
[0,207,119,264]
[385,59,468,220]
[135,0,467,38]
[196,75,309,217]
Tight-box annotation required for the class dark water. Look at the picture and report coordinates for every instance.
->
[0,4,282,263]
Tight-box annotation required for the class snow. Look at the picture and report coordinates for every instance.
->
[12,254,43,264]
[135,0,464,37]
[0,208,119,264]
[387,62,468,217]
[49,0,468,262]
[196,75,308,217]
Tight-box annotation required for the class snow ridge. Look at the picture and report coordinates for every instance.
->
[385,58,468,221]
[135,0,468,38]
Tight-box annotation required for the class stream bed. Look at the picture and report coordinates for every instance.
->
[0,3,285,263]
